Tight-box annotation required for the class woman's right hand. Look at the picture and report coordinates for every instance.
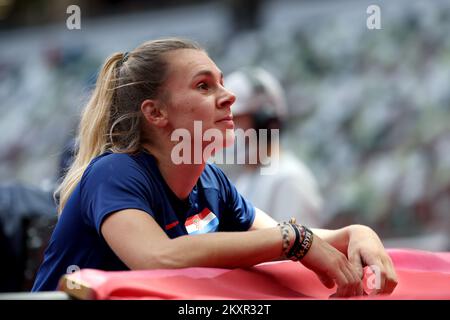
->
[300,233,364,297]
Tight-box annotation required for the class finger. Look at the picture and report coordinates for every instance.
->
[334,269,353,297]
[354,275,365,296]
[335,285,351,298]
[386,256,398,293]
[343,263,364,296]
[331,265,363,298]
[327,265,353,298]
[383,276,397,294]
[329,270,346,298]
[348,251,364,279]
[381,259,398,294]
[339,266,356,297]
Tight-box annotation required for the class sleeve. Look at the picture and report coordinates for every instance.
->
[80,155,155,235]
[211,165,256,231]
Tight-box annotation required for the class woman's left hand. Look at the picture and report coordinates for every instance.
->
[346,225,398,295]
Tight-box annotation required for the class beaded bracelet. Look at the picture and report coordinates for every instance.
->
[278,223,292,256]
[280,218,314,261]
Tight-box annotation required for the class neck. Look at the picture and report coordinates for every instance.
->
[143,143,206,200]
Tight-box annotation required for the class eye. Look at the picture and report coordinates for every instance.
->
[196,82,209,91]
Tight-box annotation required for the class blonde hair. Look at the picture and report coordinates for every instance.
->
[56,38,202,214]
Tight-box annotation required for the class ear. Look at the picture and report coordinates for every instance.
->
[141,99,168,127]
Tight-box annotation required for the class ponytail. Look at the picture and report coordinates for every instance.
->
[56,52,123,214]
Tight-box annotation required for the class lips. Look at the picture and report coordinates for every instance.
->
[216,115,233,122]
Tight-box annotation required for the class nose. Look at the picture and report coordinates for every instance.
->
[218,86,236,109]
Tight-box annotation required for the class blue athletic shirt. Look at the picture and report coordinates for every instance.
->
[32,151,255,291]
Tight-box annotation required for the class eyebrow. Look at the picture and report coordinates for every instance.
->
[192,69,223,81]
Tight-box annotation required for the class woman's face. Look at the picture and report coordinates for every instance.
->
[161,49,236,149]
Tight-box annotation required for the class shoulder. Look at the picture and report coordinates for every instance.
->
[82,152,149,185]
[202,162,228,182]
[204,162,227,178]
[90,152,139,170]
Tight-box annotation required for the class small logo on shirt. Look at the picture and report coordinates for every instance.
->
[185,208,218,235]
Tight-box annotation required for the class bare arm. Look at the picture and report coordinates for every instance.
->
[101,209,286,270]
[249,207,278,230]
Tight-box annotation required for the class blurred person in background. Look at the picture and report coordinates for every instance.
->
[222,67,323,227]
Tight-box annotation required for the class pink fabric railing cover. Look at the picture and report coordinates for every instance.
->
[60,249,450,300]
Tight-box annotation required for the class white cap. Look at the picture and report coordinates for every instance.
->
[225,67,288,119]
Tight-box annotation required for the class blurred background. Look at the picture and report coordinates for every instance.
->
[0,0,449,291]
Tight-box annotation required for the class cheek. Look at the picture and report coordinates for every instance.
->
[193,107,216,130]
[167,101,193,128]
[169,95,216,132]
